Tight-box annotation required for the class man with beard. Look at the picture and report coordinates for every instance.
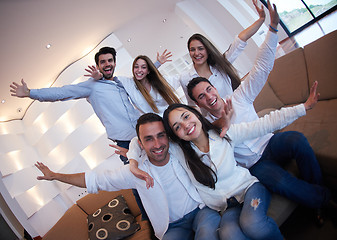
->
[34,113,220,240]
[10,47,167,164]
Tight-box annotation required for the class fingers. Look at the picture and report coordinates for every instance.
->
[311,81,319,101]
[144,174,154,189]
[219,127,228,138]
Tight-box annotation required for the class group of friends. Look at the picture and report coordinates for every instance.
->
[10,1,334,239]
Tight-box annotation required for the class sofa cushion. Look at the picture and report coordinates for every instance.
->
[304,30,337,100]
[281,99,337,192]
[267,47,309,105]
[87,195,140,240]
[77,189,141,217]
[43,205,88,240]
[254,83,284,113]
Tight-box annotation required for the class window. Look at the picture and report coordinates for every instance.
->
[261,0,337,36]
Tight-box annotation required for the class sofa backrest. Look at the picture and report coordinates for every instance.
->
[304,30,337,101]
[254,47,309,112]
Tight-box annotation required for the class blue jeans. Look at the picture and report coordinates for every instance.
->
[163,207,221,240]
[219,183,283,240]
[249,131,330,208]
[116,140,130,164]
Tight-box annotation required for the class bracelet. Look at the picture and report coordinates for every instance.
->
[269,24,278,32]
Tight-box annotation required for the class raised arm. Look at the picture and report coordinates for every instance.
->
[111,140,154,188]
[224,0,266,63]
[230,81,319,144]
[35,162,86,188]
[10,79,31,98]
[238,0,266,42]
[231,0,279,104]
[157,49,172,65]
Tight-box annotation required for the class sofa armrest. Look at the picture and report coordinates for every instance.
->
[42,205,88,240]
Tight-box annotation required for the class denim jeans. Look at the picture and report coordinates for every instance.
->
[249,131,330,208]
[219,182,283,240]
[115,140,130,164]
[163,207,221,240]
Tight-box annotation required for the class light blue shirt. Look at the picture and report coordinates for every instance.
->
[30,77,140,141]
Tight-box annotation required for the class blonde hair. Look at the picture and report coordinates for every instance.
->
[132,55,180,113]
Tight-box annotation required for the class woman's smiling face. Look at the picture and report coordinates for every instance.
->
[168,107,203,142]
[133,58,149,81]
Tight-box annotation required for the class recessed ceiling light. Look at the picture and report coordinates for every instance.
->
[1,99,5,104]
[162,19,167,23]
[46,44,52,49]
[127,38,131,42]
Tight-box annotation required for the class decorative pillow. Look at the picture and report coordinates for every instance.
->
[87,195,140,240]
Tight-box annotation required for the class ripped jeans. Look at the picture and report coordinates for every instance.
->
[218,182,283,240]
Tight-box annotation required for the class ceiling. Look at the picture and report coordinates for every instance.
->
[0,0,191,122]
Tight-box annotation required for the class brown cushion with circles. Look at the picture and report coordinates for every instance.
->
[87,195,140,240]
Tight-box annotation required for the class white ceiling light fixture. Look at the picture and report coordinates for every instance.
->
[162,18,167,23]
[1,99,5,104]
[46,44,52,49]
[127,38,131,42]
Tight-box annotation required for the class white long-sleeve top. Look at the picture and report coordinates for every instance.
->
[180,35,248,106]
[85,142,204,240]
[180,104,306,211]
[205,30,279,168]
[118,75,183,117]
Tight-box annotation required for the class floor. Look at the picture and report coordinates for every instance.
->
[280,205,337,240]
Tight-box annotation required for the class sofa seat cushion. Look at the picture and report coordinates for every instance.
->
[88,195,140,240]
[43,205,88,240]
[125,216,152,240]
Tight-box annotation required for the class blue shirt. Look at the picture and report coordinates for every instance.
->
[30,77,140,141]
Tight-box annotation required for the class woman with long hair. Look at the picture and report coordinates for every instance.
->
[86,52,182,116]
[180,0,267,105]
[161,84,318,239]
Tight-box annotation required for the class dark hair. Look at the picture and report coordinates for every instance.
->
[188,33,241,91]
[132,55,180,113]
[136,113,163,140]
[163,103,229,189]
[187,77,213,103]
[95,47,117,65]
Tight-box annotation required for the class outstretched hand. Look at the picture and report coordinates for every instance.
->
[35,162,55,181]
[10,79,30,98]
[304,81,320,110]
[109,144,128,158]
[219,98,234,138]
[252,0,265,21]
[129,160,154,189]
[157,49,172,65]
[267,0,279,29]
[84,65,103,80]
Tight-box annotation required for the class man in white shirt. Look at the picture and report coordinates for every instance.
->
[186,76,331,212]
[35,113,221,240]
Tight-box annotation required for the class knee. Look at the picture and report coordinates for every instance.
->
[287,131,308,147]
[240,216,279,240]
[218,223,241,240]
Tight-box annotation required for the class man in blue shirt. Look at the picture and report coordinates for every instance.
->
[11,47,148,163]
